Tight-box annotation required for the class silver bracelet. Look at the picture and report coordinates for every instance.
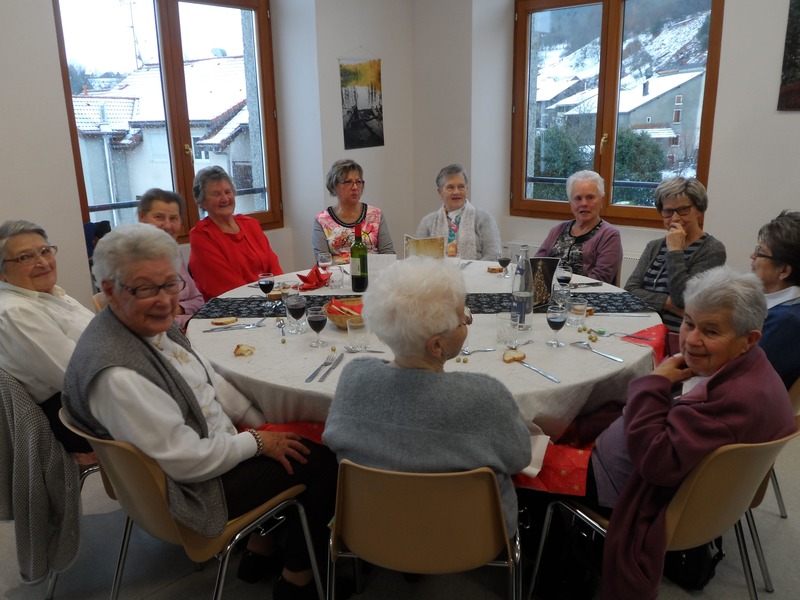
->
[248,429,263,457]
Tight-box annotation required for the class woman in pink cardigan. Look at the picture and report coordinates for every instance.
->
[189,166,283,300]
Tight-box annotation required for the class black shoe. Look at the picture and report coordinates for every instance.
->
[237,550,283,584]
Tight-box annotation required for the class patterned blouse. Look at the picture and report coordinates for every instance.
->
[315,204,385,263]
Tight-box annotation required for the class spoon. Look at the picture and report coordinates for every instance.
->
[344,346,385,353]
[461,347,496,355]
[276,317,285,337]
[570,340,623,362]
[505,339,535,350]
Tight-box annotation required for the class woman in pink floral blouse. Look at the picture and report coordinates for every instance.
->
[312,159,394,264]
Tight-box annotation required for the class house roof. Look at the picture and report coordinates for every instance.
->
[535,76,580,103]
[73,56,247,134]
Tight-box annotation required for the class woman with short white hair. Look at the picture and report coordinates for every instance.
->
[324,256,531,533]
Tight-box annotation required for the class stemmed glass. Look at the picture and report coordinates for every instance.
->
[307,306,329,348]
[546,305,566,348]
[497,245,512,278]
[551,282,570,309]
[317,252,333,285]
[258,273,275,310]
[555,264,573,286]
[285,294,308,335]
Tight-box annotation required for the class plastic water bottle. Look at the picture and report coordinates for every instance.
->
[511,244,533,330]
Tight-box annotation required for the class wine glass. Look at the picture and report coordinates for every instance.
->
[497,245,512,278]
[285,294,308,335]
[555,264,573,286]
[317,252,333,285]
[307,306,329,348]
[546,305,566,348]
[551,282,570,309]
[258,273,275,310]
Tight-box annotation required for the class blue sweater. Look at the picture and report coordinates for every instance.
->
[760,299,800,389]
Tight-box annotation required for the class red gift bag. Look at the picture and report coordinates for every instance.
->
[513,443,593,496]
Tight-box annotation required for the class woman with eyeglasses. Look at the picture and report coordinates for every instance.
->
[189,166,283,301]
[64,224,345,599]
[312,159,394,264]
[0,219,94,451]
[324,257,531,535]
[752,210,800,388]
[415,164,501,260]
[625,177,726,332]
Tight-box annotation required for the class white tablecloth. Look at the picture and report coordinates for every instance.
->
[186,260,661,438]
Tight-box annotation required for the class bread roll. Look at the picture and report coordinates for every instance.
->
[503,349,526,363]
[487,266,503,273]
[211,316,238,326]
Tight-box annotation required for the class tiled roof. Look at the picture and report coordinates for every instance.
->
[196,106,249,150]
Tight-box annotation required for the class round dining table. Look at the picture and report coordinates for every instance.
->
[185,260,662,439]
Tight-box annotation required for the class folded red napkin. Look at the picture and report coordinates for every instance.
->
[297,264,331,291]
[622,323,669,366]
[328,297,363,315]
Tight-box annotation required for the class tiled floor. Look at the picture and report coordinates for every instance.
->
[3,441,800,599]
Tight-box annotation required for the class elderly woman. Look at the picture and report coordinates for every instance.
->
[625,177,726,332]
[415,164,501,260]
[63,224,340,599]
[535,170,622,283]
[752,210,800,388]
[312,159,394,264]
[137,188,203,328]
[323,257,531,533]
[0,219,93,452]
[189,166,283,301]
[585,267,794,598]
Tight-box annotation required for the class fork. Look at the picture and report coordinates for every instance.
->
[305,352,336,383]
[460,347,496,355]
[590,329,653,341]
[203,316,268,333]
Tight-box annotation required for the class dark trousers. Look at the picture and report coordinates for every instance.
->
[41,393,92,453]
[220,440,339,572]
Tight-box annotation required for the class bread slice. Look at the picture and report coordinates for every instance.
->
[487,266,503,273]
[503,349,526,363]
[233,344,255,357]
[211,316,238,326]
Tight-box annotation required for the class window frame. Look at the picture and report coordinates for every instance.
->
[510,0,724,228]
[52,0,283,243]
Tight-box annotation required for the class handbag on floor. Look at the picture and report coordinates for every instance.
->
[663,536,724,590]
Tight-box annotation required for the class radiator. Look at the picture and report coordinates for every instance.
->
[511,240,641,286]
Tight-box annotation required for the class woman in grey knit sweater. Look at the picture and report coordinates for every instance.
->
[323,256,531,533]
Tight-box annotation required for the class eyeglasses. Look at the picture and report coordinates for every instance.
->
[337,179,365,187]
[118,277,186,299]
[658,205,694,218]
[752,245,775,261]
[2,245,58,265]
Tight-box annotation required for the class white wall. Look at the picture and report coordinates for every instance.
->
[3,0,799,307]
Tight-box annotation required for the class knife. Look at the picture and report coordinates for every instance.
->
[569,281,603,288]
[318,353,344,382]
[519,361,560,383]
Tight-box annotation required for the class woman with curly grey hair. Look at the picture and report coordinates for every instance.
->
[0,219,94,451]
[323,256,531,534]
[312,159,394,264]
[189,166,283,300]
[625,176,726,332]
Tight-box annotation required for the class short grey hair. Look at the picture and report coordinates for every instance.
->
[0,220,48,275]
[92,223,181,286]
[138,188,185,219]
[683,266,766,335]
[757,210,800,286]
[192,166,235,207]
[325,159,364,196]
[654,177,708,213]
[362,256,466,358]
[566,170,605,200]
[435,164,469,189]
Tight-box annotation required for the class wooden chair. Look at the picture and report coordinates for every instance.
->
[92,291,107,313]
[0,369,98,600]
[327,460,521,600]
[528,417,800,600]
[768,376,800,518]
[59,409,323,600]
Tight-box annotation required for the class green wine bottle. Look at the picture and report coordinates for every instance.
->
[350,222,368,292]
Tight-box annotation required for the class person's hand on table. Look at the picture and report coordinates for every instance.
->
[258,430,310,474]
[652,354,694,384]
